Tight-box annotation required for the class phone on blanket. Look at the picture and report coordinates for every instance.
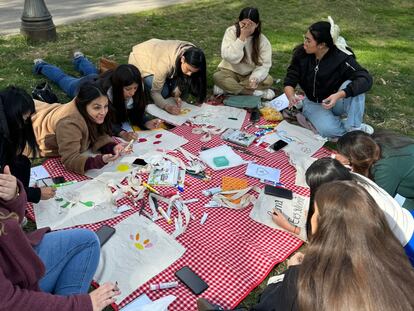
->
[270,140,288,152]
[175,266,208,295]
[264,185,293,200]
[96,225,116,246]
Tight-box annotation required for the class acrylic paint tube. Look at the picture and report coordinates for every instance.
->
[202,187,222,196]
[150,281,178,290]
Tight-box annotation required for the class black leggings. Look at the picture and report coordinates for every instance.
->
[9,155,41,203]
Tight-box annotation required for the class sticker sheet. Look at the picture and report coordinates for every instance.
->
[94,213,186,303]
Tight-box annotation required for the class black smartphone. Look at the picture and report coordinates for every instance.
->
[175,266,208,295]
[96,225,116,246]
[52,176,65,184]
[250,108,260,123]
[264,185,293,200]
[133,158,147,166]
[270,140,288,151]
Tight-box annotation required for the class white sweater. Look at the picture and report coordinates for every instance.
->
[218,25,272,82]
[355,173,414,246]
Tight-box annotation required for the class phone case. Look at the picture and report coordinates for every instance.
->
[175,266,208,295]
[96,225,116,246]
[264,185,293,200]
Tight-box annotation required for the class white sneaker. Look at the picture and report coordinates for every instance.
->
[21,216,28,227]
[73,51,84,59]
[213,85,224,96]
[360,123,374,134]
[261,89,275,100]
[33,58,44,66]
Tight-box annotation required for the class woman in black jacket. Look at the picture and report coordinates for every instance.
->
[283,17,373,139]
[0,86,55,203]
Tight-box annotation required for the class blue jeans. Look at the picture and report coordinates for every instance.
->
[302,80,365,138]
[34,228,100,295]
[143,75,176,98]
[34,56,99,98]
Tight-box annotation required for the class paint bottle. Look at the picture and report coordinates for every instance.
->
[150,281,178,291]
[202,187,222,196]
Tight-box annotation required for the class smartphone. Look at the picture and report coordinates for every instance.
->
[250,108,260,123]
[95,225,116,246]
[175,266,208,295]
[270,140,288,151]
[52,176,65,184]
[133,158,147,166]
[264,185,293,200]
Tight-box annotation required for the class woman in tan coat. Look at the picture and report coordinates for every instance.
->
[31,81,125,174]
[129,39,207,115]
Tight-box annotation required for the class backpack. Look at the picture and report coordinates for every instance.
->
[32,82,59,104]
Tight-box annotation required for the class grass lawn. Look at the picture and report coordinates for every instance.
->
[3,0,414,309]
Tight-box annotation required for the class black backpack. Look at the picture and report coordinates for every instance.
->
[32,82,59,104]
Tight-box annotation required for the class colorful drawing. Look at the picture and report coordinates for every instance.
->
[116,163,131,172]
[130,231,156,250]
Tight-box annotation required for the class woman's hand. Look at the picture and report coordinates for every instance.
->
[239,19,256,41]
[165,104,181,115]
[40,186,56,200]
[271,209,294,232]
[114,142,133,156]
[119,130,138,142]
[322,90,346,110]
[89,282,121,311]
[0,165,18,201]
[145,119,163,129]
[287,252,304,267]
[248,77,259,89]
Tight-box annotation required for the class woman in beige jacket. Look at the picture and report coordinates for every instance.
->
[129,39,207,115]
[31,81,126,174]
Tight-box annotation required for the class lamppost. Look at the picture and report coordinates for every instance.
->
[21,0,57,41]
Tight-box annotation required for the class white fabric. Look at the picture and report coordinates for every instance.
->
[189,104,247,130]
[263,121,327,157]
[354,173,414,246]
[145,101,202,126]
[328,16,353,56]
[250,190,310,242]
[94,213,186,303]
[219,25,272,82]
[285,150,317,188]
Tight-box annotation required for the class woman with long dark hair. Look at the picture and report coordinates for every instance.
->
[336,130,414,210]
[31,81,127,174]
[100,64,162,141]
[0,86,55,203]
[284,17,373,138]
[213,7,274,99]
[197,181,414,311]
[129,39,207,115]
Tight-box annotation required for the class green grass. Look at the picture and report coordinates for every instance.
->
[6,0,414,308]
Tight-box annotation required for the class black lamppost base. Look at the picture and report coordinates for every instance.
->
[21,0,57,41]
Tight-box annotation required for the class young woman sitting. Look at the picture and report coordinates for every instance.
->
[336,130,414,210]
[272,157,414,265]
[128,39,207,115]
[198,181,414,311]
[284,16,373,138]
[0,167,120,310]
[0,86,55,203]
[31,81,128,175]
[213,7,274,100]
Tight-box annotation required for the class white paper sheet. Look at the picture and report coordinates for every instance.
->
[94,214,186,303]
[266,93,289,111]
[30,165,50,180]
[132,129,188,157]
[191,104,247,129]
[250,190,310,241]
[34,180,119,230]
[263,121,326,156]
[146,101,203,126]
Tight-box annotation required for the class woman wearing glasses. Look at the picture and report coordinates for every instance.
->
[284,17,373,139]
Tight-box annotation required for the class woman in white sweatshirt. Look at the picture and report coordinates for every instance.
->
[213,7,274,100]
